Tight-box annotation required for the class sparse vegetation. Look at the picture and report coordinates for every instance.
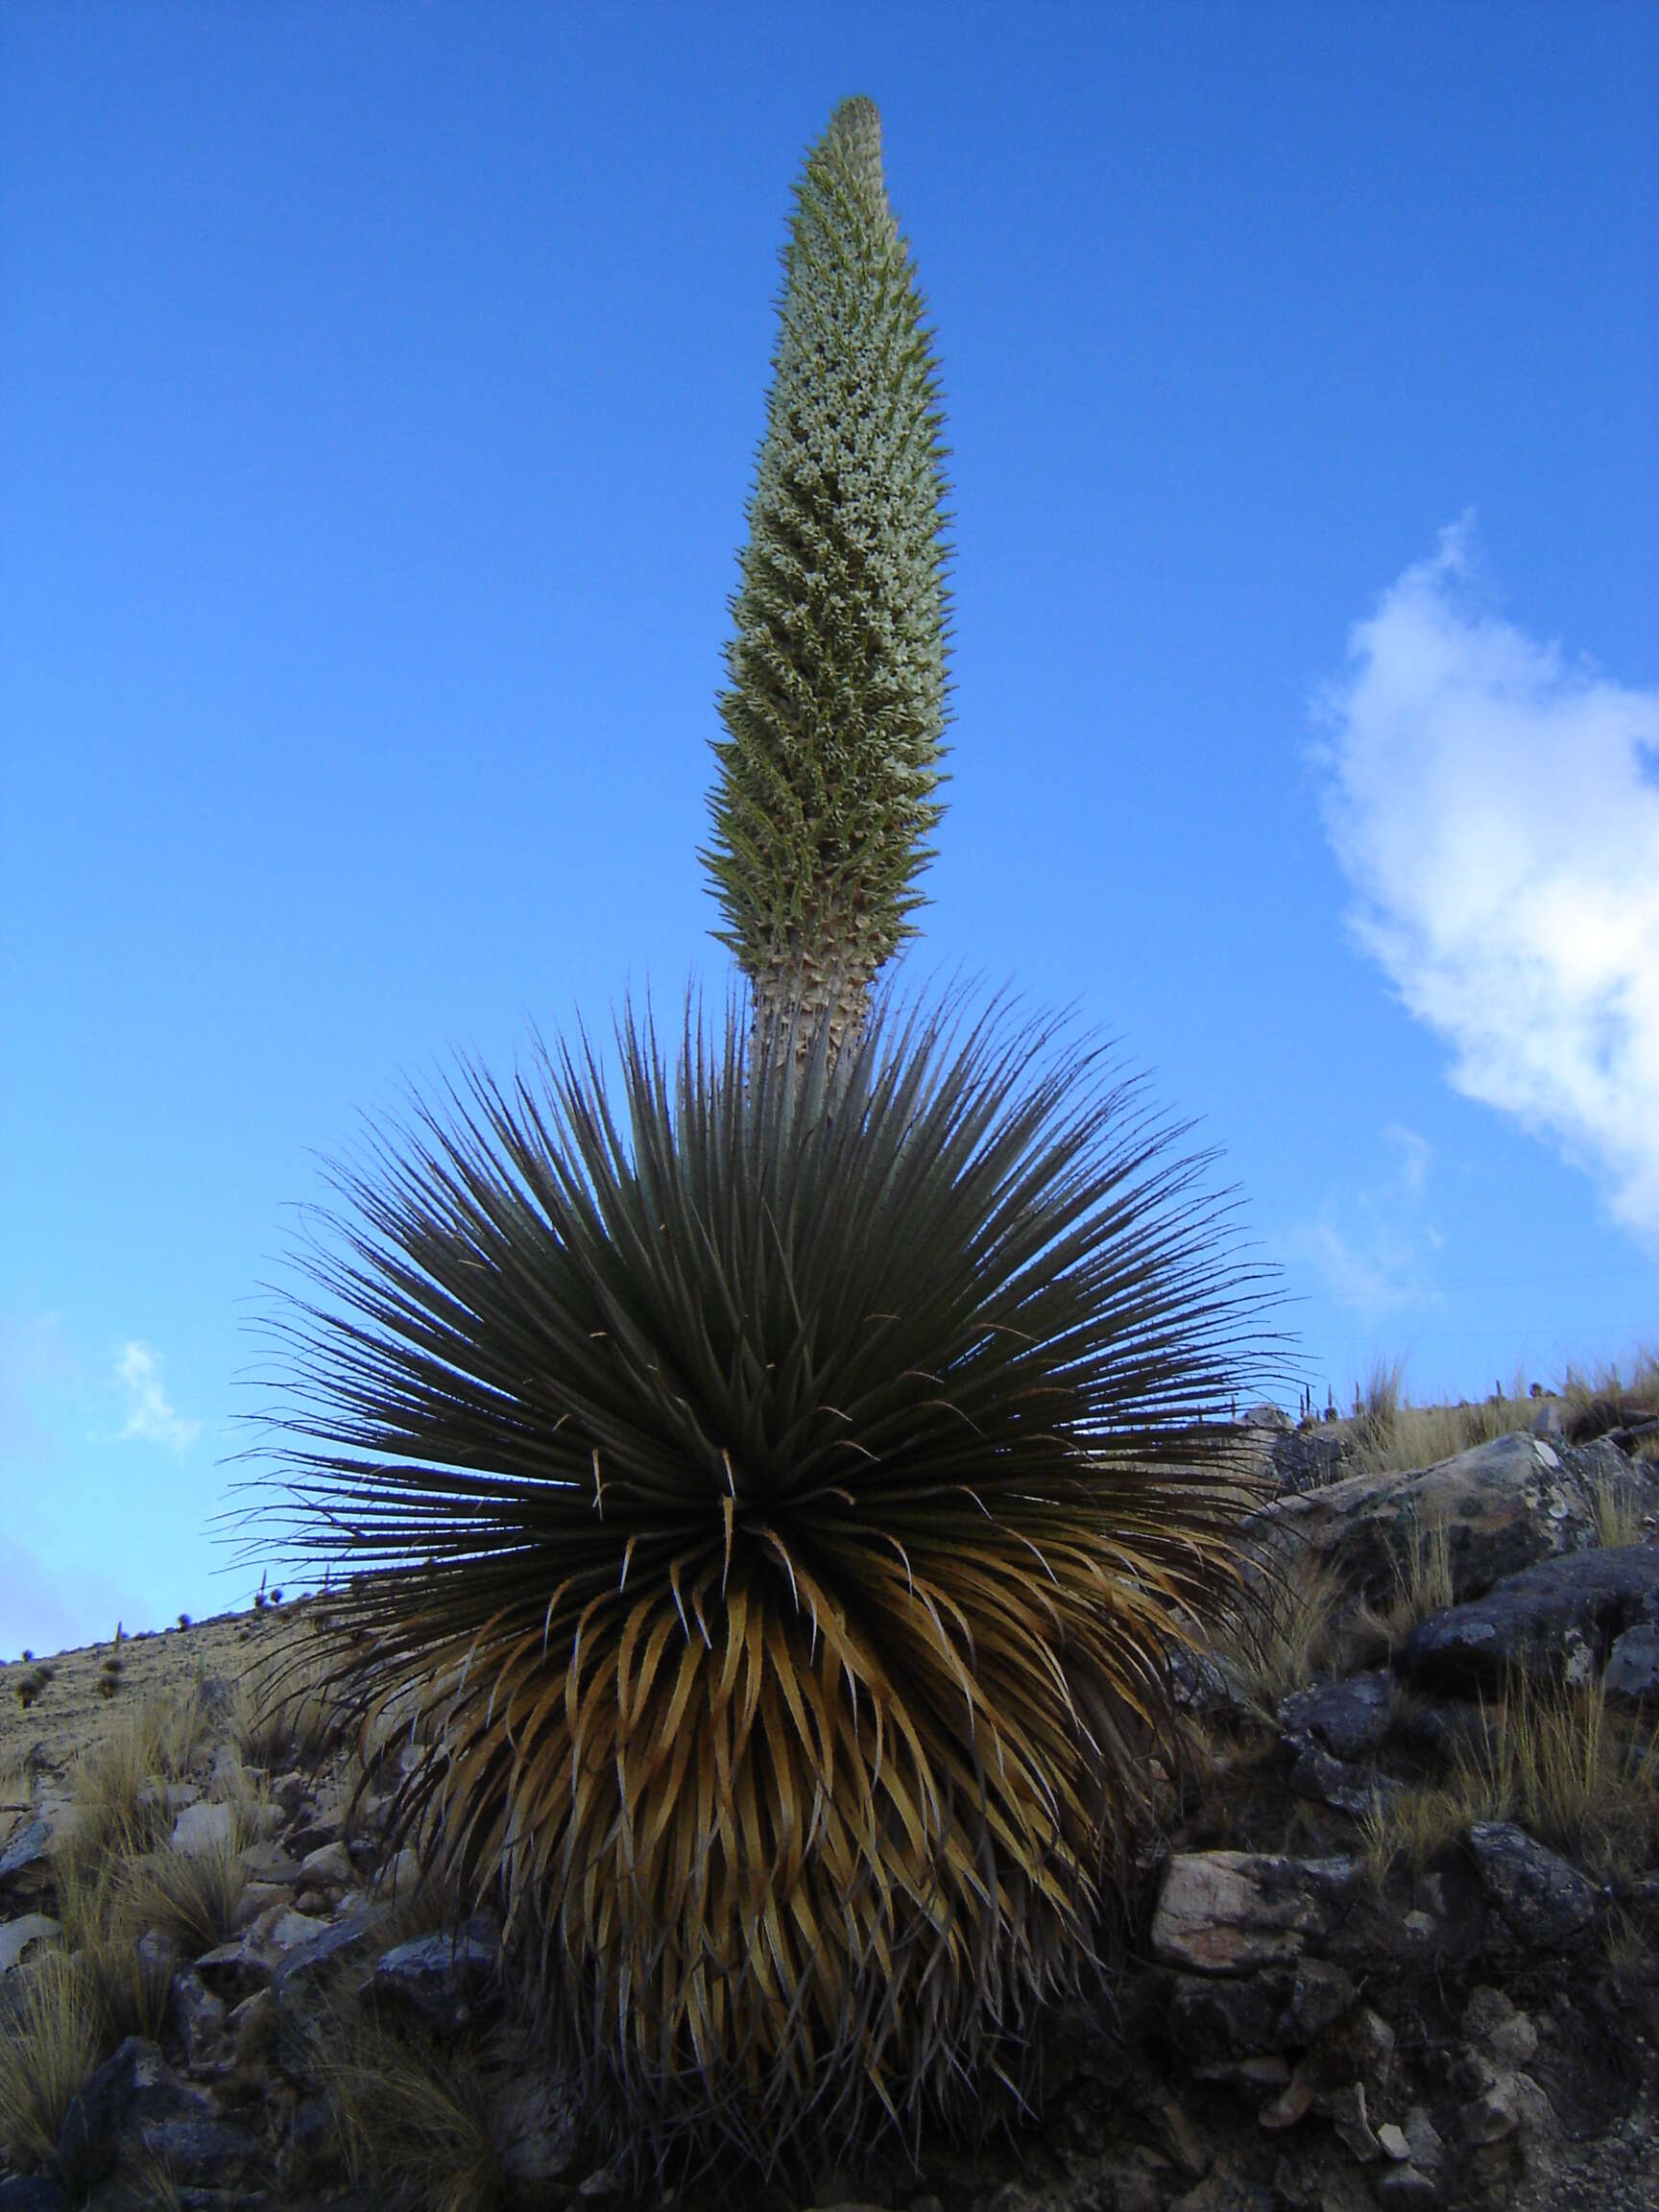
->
[1563,1349,1659,1450]
[1363,1673,1659,1886]
[311,2002,511,2212]
[1206,1551,1348,1714]
[1342,1358,1535,1479]
[0,1947,105,2174]
[123,1832,249,1955]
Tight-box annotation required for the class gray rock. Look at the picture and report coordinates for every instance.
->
[1150,1852,1356,1976]
[170,1800,236,1857]
[54,2034,252,2192]
[1286,1741,1405,1820]
[1373,2169,1441,2208]
[167,1967,227,2069]
[1251,1432,1650,1603]
[1462,1984,1538,2063]
[271,1909,382,1998]
[0,1911,58,1974]
[1278,1671,1395,1761]
[1467,1821,1600,1948]
[369,1925,499,2033]
[1404,1541,1659,1692]
[1604,1622,1659,1698]
[0,1818,51,1887]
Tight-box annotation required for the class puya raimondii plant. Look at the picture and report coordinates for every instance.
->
[251,1001,1265,2186]
[245,95,1271,2196]
[703,97,950,1070]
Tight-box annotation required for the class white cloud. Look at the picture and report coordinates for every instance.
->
[1316,521,1659,1245]
[1289,1123,1445,1320]
[115,1341,201,1452]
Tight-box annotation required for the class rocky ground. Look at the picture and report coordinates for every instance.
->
[4,1406,1659,2212]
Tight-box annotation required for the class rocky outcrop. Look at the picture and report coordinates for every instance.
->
[4,1450,1659,2212]
[1402,1543,1659,1694]
[1253,1431,1655,1603]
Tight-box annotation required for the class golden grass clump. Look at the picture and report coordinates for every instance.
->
[309,2001,511,2212]
[0,1948,105,2174]
[1363,1673,1659,1887]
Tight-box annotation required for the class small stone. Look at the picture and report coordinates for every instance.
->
[1323,2080,1380,2161]
[1258,2070,1313,2131]
[0,1911,59,1975]
[1152,2099,1210,2178]
[1374,2169,1440,2209]
[1377,2122,1411,2161]
[1462,1985,1538,2065]
[228,1984,277,2064]
[299,1838,352,1886]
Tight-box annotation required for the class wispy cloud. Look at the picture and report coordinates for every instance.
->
[1288,1122,1445,1320]
[1315,520,1659,1245]
[115,1341,201,1452]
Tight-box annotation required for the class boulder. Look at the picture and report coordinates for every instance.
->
[1251,1433,1650,1602]
[1402,1543,1659,1693]
[1277,1671,1394,1762]
[1604,1622,1659,1699]
[369,1925,500,2033]
[270,1908,383,1998]
[1466,1822,1600,1950]
[1149,1854,1356,1976]
[56,2034,258,2194]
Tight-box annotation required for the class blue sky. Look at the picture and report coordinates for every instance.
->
[3,5,1656,1657]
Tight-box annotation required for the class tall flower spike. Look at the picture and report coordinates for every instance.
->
[703,98,952,1071]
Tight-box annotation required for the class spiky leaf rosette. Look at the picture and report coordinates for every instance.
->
[247,998,1266,2184]
[703,98,951,1061]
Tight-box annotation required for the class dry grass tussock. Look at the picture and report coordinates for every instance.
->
[0,1946,106,2173]
[1564,1348,1659,1458]
[1363,1673,1659,1886]
[1344,1358,1535,1479]
[229,1622,348,1769]
[1202,1551,1348,1714]
[306,1997,511,2212]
